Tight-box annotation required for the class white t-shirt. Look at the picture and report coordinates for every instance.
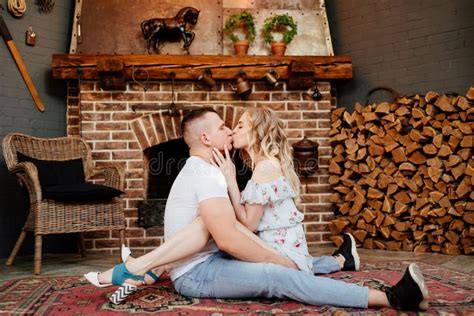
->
[164,156,228,281]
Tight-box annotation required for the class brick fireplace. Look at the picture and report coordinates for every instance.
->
[65,79,336,254]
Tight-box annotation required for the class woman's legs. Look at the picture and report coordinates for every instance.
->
[123,257,167,285]
[234,221,280,255]
[97,217,283,286]
[134,221,280,284]
[312,255,342,274]
[98,216,211,285]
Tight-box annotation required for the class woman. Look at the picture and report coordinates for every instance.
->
[85,107,354,303]
[210,107,354,273]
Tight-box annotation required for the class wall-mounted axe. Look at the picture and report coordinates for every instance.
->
[0,5,45,112]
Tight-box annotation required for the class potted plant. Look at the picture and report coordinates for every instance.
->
[262,13,298,56]
[224,11,256,56]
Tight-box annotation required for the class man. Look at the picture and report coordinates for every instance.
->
[164,107,429,310]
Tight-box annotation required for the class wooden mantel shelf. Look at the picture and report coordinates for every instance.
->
[52,54,352,90]
[52,54,351,80]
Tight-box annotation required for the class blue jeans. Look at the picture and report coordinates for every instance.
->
[173,252,369,308]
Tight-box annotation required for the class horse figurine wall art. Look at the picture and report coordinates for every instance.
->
[141,7,200,54]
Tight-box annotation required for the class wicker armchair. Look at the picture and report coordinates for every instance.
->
[3,133,125,274]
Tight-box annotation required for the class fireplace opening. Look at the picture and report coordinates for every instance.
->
[146,138,189,200]
[137,137,252,228]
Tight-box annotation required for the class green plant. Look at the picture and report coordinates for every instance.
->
[224,11,256,43]
[262,14,298,45]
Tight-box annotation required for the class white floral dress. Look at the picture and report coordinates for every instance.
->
[240,176,313,273]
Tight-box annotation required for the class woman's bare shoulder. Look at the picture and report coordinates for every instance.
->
[252,159,283,183]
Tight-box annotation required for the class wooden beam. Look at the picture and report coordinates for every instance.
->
[96,59,126,90]
[52,54,352,81]
[287,60,315,89]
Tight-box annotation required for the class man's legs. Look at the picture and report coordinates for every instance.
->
[173,252,369,308]
[174,253,428,310]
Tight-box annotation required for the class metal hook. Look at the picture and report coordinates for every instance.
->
[169,72,179,116]
[76,67,83,92]
[76,67,83,136]
[132,65,149,93]
[170,71,176,106]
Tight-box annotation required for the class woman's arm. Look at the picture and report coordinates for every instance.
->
[211,147,282,231]
[226,176,264,231]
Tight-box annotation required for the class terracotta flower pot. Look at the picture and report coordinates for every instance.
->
[271,42,287,56]
[233,40,249,56]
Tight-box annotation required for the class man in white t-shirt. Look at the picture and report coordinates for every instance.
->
[165,107,429,311]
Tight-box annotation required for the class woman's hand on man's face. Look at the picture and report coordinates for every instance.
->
[210,145,236,183]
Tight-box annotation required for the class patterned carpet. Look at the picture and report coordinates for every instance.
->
[1,260,472,315]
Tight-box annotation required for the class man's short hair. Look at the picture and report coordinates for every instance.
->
[181,107,218,147]
[180,107,217,133]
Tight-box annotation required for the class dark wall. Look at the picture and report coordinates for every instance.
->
[326,0,474,110]
[0,1,74,258]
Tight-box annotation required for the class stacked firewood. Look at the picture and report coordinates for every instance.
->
[329,87,473,255]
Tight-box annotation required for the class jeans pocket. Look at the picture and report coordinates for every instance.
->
[175,274,212,298]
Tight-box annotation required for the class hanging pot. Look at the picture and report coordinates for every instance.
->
[292,137,319,176]
[229,70,252,99]
[264,69,280,88]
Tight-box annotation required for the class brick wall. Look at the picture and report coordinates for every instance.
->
[67,81,335,254]
[326,0,474,110]
[0,3,74,257]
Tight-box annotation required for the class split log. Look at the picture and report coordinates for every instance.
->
[422,144,438,155]
[368,188,384,199]
[387,241,401,251]
[363,238,374,249]
[375,102,391,114]
[445,231,460,245]
[362,209,376,223]
[362,112,378,122]
[408,151,427,164]
[391,147,407,163]
[434,95,456,112]
[331,219,349,233]
[442,244,461,255]
[391,231,408,241]
[353,230,368,242]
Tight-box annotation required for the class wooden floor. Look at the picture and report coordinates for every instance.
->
[0,244,472,282]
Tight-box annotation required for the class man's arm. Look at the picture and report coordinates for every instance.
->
[199,197,297,269]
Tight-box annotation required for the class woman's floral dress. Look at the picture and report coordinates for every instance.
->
[240,176,313,273]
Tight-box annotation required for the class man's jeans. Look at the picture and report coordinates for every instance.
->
[173,252,369,308]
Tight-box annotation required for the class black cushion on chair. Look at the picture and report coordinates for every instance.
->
[43,183,124,202]
[17,152,85,188]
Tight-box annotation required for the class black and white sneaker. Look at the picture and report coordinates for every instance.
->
[385,263,429,311]
[332,233,360,271]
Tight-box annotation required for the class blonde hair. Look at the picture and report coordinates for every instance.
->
[241,107,301,200]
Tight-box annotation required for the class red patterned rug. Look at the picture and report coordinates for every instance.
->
[1,260,472,315]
